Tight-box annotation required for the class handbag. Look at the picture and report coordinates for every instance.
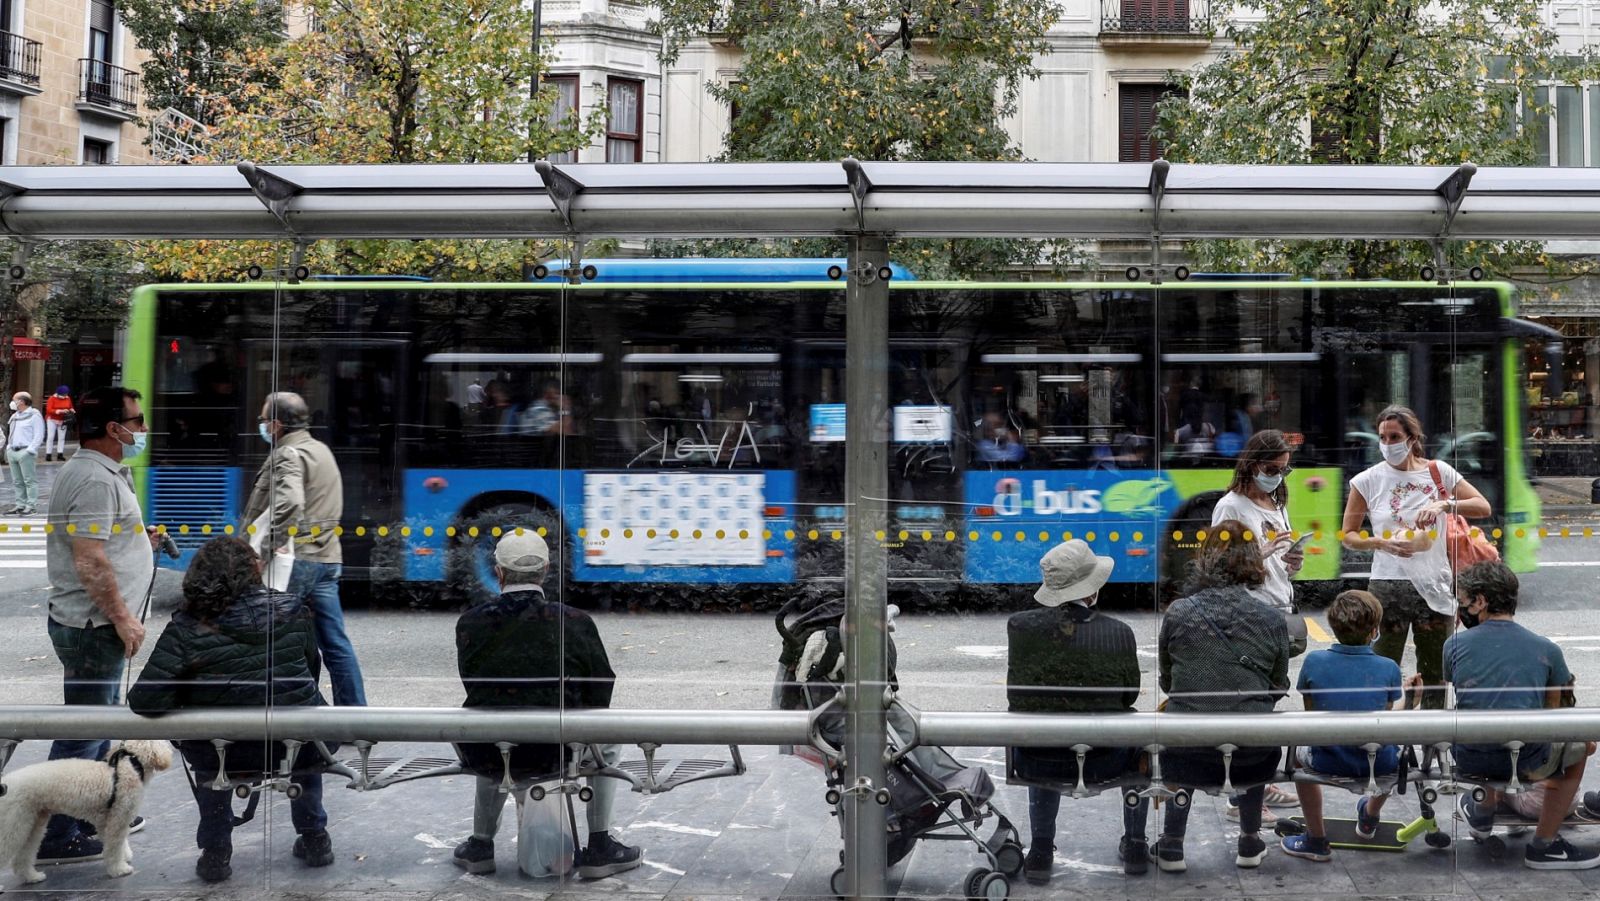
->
[1426,462,1499,574]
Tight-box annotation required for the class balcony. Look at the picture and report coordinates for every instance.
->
[0,31,40,96]
[76,58,140,121]
[1100,0,1213,49]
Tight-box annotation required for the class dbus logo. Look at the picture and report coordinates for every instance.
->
[991,478,1104,516]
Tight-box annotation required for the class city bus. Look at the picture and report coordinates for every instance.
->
[123,274,1545,608]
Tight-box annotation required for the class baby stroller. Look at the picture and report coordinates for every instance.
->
[774,592,1024,900]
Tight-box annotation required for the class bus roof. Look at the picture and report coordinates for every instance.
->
[529,258,916,283]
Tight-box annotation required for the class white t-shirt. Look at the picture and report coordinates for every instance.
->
[1349,459,1463,581]
[1211,490,1293,611]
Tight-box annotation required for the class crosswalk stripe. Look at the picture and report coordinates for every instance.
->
[0,560,46,568]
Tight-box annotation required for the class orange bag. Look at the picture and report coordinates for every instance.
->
[1427,462,1499,574]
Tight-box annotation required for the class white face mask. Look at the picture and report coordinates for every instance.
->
[6,400,15,412]
[1253,472,1283,494]
[1380,439,1411,466]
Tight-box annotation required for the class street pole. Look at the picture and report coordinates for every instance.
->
[842,234,890,899]
[527,0,543,164]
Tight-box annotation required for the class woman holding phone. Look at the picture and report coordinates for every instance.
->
[1341,405,1491,710]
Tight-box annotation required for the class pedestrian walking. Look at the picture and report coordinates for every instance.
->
[40,385,159,864]
[6,391,44,514]
[1341,404,1491,709]
[243,391,367,706]
[44,385,74,461]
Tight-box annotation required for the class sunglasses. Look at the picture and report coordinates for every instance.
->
[1259,465,1293,478]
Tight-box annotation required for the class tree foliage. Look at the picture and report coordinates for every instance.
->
[1154,0,1600,278]
[137,0,606,283]
[118,0,286,126]
[652,0,1083,278]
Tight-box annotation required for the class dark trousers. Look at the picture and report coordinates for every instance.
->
[1162,747,1281,839]
[44,619,125,845]
[1371,579,1453,710]
[1015,746,1150,848]
[183,747,328,851]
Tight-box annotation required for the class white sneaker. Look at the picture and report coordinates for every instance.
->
[1226,803,1279,825]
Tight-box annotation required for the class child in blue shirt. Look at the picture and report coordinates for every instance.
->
[1281,590,1417,862]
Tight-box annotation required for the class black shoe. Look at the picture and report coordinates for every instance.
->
[452,836,495,875]
[1525,836,1600,870]
[293,830,335,868]
[1155,835,1185,873]
[577,834,642,879]
[1237,832,1268,868]
[35,833,104,865]
[82,816,144,838]
[1119,837,1150,876]
[1023,843,1054,884]
[196,847,232,883]
[1583,791,1600,820]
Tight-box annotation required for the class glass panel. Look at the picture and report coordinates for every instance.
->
[1532,86,1552,166]
[1557,84,1583,166]
[608,80,639,136]
[605,137,637,163]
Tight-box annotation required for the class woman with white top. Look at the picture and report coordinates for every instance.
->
[1341,405,1491,710]
[1211,429,1304,623]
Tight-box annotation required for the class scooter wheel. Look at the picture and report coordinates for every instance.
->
[1425,830,1452,849]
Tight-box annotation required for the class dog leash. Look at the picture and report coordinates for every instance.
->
[103,746,146,810]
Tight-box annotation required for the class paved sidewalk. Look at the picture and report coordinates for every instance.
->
[8,739,1600,900]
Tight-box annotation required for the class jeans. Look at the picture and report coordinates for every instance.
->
[472,745,622,842]
[1161,747,1281,840]
[46,419,68,455]
[1371,579,1454,710]
[189,772,326,850]
[7,449,36,509]
[1029,786,1148,849]
[287,559,366,706]
[44,618,126,845]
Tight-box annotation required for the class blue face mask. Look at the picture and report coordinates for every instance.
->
[121,428,147,459]
[1253,473,1283,494]
[259,423,274,444]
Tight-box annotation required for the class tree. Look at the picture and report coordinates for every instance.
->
[118,0,287,127]
[652,0,1085,279]
[1153,0,1600,278]
[137,0,606,282]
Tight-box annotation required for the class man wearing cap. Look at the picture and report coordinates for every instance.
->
[1007,539,1151,883]
[452,529,643,879]
[243,391,366,706]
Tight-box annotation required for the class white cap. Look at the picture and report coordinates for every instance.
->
[493,530,549,572]
[1034,539,1114,607]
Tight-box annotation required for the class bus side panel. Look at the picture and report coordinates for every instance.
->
[400,468,566,582]
[124,286,160,507]
[962,468,1343,584]
[1502,340,1542,572]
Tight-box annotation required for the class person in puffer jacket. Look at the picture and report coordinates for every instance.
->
[129,537,334,883]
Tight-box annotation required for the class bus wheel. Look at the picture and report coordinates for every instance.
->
[444,502,563,607]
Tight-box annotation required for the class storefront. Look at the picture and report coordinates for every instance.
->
[1523,317,1600,476]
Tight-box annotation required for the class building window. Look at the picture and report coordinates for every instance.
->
[547,74,578,164]
[88,0,114,63]
[83,138,111,165]
[605,77,643,163]
[1118,84,1181,162]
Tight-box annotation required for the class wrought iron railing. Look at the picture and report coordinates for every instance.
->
[78,58,141,112]
[1101,0,1212,34]
[0,31,40,85]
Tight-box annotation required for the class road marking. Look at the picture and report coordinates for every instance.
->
[2,561,45,568]
[1538,562,1600,568]
[1305,616,1332,644]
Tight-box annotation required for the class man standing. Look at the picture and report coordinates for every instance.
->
[6,391,44,514]
[243,391,366,706]
[41,386,158,863]
[452,531,643,879]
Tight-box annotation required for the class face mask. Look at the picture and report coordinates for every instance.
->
[259,423,274,445]
[118,426,147,459]
[1381,440,1411,466]
[6,400,15,412]
[1458,600,1482,629]
[1253,473,1283,494]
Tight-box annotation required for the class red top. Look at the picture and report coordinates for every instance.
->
[45,394,73,421]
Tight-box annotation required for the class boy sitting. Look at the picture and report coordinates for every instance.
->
[1281,590,1415,862]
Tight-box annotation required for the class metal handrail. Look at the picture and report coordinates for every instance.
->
[1100,0,1212,33]
[77,58,140,112]
[4,705,1599,749]
[0,30,40,85]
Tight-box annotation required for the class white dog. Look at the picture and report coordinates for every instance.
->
[0,740,173,885]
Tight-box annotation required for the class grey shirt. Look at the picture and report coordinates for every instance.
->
[46,448,152,628]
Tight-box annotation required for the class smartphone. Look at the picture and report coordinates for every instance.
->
[1286,532,1313,552]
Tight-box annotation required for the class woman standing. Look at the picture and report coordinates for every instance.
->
[1211,430,1305,627]
[1341,405,1491,709]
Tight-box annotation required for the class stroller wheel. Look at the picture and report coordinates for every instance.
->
[964,867,988,899]
[967,869,1009,901]
[994,842,1025,877]
[830,866,848,899]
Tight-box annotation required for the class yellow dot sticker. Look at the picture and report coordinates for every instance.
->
[716,529,726,540]
[601,529,611,539]
[491,526,502,537]
[1038,531,1049,542]
[808,529,819,541]
[377,526,389,537]
[444,526,455,537]
[945,531,956,541]
[693,529,703,540]
[112,524,123,534]
[1014,531,1026,542]
[830,530,842,541]
[922,530,932,542]
[1219,530,1230,542]
[669,529,680,539]
[898,530,909,541]
[969,530,980,541]
[623,529,634,539]
[991,530,1002,542]
[88,524,100,534]
[424,526,434,537]
[356,526,367,537]
[784,530,795,540]
[468,526,479,538]
[334,526,345,537]
[1492,528,1503,539]
[648,529,658,539]
[1133,532,1143,542]
[1172,530,1183,541]
[740,530,750,540]
[1194,530,1206,542]
[875,530,886,541]
[1110,531,1120,543]
[1515,528,1526,539]
[224,525,235,535]
[1242,530,1252,542]
[536,526,547,537]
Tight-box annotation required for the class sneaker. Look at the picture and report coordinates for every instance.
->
[1226,801,1279,825]
[1237,832,1268,868]
[1023,843,1054,884]
[1280,833,1332,862]
[34,833,104,865]
[1155,835,1186,873]
[83,816,144,838]
[452,836,495,875]
[1583,791,1600,820]
[196,847,232,883]
[576,834,642,879]
[1525,836,1600,870]
[1118,837,1149,876]
[292,830,335,868]
[1262,784,1300,808]
[1,506,20,515]
[1458,794,1494,840]
[1355,797,1380,840]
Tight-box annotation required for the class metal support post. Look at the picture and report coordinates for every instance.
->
[843,233,891,899]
